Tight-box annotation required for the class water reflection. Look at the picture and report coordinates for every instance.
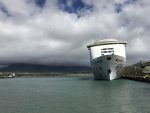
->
[0,77,149,113]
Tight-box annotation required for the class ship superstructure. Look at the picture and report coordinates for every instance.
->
[87,39,127,80]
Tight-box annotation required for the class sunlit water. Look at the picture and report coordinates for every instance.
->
[0,76,149,113]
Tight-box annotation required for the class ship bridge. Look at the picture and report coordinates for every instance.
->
[87,39,127,48]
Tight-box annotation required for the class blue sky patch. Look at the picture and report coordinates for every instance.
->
[57,0,93,16]
[0,3,11,16]
[35,0,46,8]
[114,0,137,13]
[124,0,137,5]
[115,3,123,13]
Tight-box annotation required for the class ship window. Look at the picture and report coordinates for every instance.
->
[107,57,111,60]
[102,48,107,50]
[101,48,114,55]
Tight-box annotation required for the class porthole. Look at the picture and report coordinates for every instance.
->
[107,57,111,60]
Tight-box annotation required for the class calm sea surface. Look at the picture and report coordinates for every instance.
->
[0,75,149,113]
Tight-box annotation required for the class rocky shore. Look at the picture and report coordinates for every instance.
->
[122,75,150,83]
[122,61,150,83]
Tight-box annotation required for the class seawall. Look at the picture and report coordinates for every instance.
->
[122,61,150,83]
[122,76,150,83]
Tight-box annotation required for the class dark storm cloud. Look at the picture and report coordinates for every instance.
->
[0,0,150,66]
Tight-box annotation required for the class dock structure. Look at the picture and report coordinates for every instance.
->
[0,72,15,78]
[122,61,150,82]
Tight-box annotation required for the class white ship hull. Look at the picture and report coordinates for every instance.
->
[91,55,125,80]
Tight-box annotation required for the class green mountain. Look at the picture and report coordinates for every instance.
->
[0,63,91,73]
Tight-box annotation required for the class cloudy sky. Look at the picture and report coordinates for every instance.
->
[0,0,150,66]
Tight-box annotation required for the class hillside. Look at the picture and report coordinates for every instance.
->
[0,63,91,73]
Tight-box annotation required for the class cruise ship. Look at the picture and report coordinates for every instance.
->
[87,39,127,80]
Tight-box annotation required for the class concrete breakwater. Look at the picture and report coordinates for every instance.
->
[122,61,150,83]
[122,76,150,83]
[0,72,91,78]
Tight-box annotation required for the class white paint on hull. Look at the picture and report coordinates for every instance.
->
[92,55,125,80]
[87,39,127,80]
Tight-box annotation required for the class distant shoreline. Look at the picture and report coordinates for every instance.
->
[0,72,92,78]
[0,72,149,83]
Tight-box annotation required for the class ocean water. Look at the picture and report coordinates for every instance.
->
[0,76,149,113]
